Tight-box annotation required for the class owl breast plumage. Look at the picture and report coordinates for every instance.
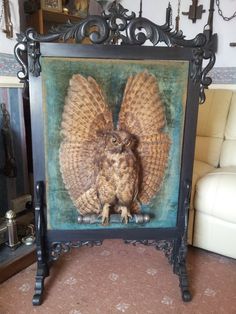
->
[96,130,139,208]
[59,71,170,223]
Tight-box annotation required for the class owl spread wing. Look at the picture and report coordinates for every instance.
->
[59,74,113,214]
[118,72,171,204]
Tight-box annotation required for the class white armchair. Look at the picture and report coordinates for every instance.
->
[188,89,236,258]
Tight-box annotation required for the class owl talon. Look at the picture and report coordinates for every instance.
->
[119,206,132,224]
[99,204,110,225]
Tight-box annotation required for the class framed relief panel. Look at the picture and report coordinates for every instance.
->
[42,56,188,231]
[14,1,215,306]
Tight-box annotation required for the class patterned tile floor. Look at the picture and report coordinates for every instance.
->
[0,240,236,314]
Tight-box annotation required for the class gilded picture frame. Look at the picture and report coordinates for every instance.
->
[41,0,62,12]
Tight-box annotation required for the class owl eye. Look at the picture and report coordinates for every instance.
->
[111,137,118,145]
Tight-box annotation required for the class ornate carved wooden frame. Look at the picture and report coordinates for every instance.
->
[14,2,215,306]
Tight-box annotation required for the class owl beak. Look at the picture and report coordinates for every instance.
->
[118,144,123,153]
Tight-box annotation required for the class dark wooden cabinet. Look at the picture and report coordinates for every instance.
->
[26,9,82,34]
[0,244,35,284]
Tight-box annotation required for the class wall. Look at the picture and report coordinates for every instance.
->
[122,0,236,68]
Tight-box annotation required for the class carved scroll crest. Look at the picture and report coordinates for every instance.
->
[14,2,215,102]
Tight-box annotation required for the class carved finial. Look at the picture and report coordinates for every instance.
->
[5,210,16,220]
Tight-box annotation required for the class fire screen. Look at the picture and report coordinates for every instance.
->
[14,1,215,306]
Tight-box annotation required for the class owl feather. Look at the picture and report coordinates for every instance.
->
[60,72,170,216]
[59,74,113,214]
[118,72,170,204]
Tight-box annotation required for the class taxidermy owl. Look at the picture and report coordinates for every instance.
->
[59,71,170,224]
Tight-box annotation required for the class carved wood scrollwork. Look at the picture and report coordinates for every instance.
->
[50,241,103,261]
[14,1,215,103]
[125,239,175,264]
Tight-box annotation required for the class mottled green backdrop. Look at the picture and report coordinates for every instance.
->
[41,57,188,230]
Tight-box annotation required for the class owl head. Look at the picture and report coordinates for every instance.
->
[102,130,136,154]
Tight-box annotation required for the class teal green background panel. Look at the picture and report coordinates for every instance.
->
[41,57,189,230]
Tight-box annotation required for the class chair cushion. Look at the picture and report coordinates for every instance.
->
[194,89,232,167]
[190,160,214,208]
[194,167,236,223]
[220,140,236,167]
[224,92,236,140]
[188,160,214,244]
[193,211,236,259]
[194,136,223,167]
[197,89,232,138]
[220,92,236,168]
